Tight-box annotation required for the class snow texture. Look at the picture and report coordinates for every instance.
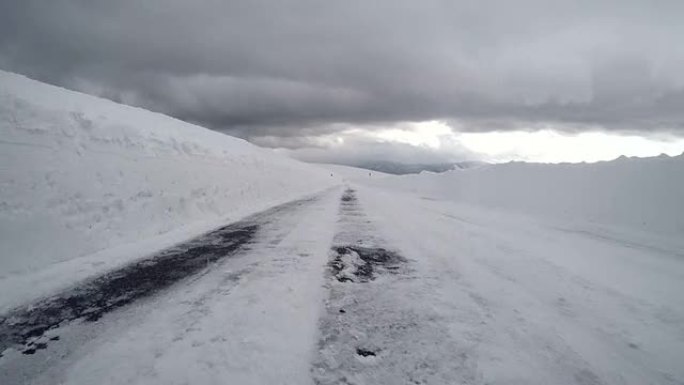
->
[364,155,684,237]
[332,184,684,384]
[0,70,337,310]
[2,72,684,385]
[1,189,342,385]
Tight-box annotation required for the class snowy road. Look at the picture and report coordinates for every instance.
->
[2,185,684,384]
[1,188,341,385]
[345,186,684,385]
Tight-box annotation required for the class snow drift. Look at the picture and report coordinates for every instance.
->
[0,71,337,278]
[368,155,684,236]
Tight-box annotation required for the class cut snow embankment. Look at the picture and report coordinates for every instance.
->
[364,156,684,237]
[0,71,338,310]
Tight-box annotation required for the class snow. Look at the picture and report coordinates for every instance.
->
[345,184,684,384]
[2,71,684,384]
[307,161,684,383]
[1,189,343,384]
[0,70,338,311]
[361,155,684,237]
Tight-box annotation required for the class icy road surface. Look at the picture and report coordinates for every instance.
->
[1,186,683,384]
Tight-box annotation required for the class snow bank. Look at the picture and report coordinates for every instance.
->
[367,155,684,236]
[0,71,337,277]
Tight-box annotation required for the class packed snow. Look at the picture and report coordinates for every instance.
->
[364,155,684,236]
[347,184,684,384]
[2,72,683,384]
[0,70,337,311]
[2,190,342,385]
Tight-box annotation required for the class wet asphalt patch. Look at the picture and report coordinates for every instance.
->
[340,188,356,202]
[328,187,406,284]
[329,246,406,283]
[0,222,258,355]
[313,187,428,385]
[355,348,377,357]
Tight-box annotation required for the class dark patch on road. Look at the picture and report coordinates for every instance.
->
[356,348,377,357]
[21,348,35,355]
[22,342,47,355]
[0,222,258,355]
[330,246,406,283]
[341,188,356,202]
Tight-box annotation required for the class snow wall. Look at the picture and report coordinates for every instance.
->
[372,155,684,236]
[0,71,338,275]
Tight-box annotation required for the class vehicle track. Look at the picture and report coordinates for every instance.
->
[312,188,478,385]
[0,194,321,358]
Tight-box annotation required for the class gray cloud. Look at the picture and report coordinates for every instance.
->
[2,0,684,141]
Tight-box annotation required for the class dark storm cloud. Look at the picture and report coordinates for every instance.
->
[1,0,684,138]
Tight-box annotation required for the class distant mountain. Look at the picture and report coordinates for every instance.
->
[326,160,485,175]
[450,161,487,170]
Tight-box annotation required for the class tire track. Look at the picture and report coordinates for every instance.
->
[312,187,480,385]
[0,194,320,357]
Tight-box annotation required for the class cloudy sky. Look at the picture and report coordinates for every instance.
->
[2,0,684,163]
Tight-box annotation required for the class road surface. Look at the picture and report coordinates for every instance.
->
[1,186,683,384]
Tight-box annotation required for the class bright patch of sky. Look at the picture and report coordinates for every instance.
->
[457,129,684,163]
[335,121,684,163]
